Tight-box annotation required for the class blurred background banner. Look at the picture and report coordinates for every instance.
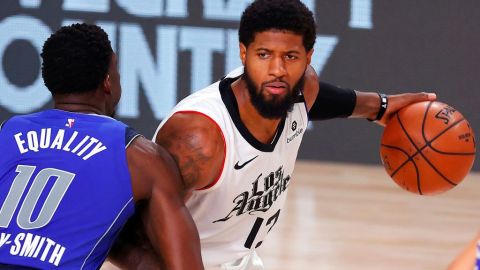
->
[1,0,478,170]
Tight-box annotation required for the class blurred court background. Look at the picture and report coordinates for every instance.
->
[102,161,480,270]
[1,1,478,269]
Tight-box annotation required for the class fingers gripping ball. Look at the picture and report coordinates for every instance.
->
[380,101,476,195]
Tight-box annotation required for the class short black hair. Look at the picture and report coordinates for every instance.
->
[41,23,113,95]
[239,0,316,51]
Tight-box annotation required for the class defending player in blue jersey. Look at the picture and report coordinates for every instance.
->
[0,23,204,270]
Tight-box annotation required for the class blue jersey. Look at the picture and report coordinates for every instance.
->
[0,109,137,269]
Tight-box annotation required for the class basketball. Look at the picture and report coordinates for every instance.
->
[380,101,476,195]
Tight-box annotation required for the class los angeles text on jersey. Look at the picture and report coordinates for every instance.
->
[13,128,107,160]
[214,166,290,223]
[0,232,66,266]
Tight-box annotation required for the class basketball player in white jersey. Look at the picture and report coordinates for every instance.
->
[110,0,436,269]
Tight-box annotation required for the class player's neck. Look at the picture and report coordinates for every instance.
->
[231,78,282,144]
[53,92,106,115]
[54,103,104,115]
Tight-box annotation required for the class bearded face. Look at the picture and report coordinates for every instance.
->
[243,65,305,119]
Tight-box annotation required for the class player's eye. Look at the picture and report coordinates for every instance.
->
[285,54,298,60]
[258,52,269,59]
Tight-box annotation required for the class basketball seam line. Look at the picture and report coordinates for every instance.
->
[382,117,473,163]
[396,103,457,187]
[422,117,475,155]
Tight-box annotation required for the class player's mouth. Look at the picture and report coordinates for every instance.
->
[264,82,287,95]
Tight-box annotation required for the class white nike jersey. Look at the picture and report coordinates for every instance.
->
[153,67,308,268]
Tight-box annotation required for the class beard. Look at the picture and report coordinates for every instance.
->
[243,66,305,119]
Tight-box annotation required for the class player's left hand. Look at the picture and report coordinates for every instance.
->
[377,92,437,126]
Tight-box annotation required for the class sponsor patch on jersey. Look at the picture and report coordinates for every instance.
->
[286,119,304,144]
[291,121,297,131]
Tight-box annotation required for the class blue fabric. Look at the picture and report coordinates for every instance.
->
[0,110,135,269]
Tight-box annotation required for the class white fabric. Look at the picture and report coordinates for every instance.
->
[153,67,308,268]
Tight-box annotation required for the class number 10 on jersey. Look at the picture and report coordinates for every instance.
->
[0,165,75,229]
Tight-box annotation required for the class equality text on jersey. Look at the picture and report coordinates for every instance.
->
[13,128,107,161]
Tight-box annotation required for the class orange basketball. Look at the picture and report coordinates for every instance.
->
[380,101,476,195]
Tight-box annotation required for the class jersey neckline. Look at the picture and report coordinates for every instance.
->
[47,109,114,119]
[219,76,286,152]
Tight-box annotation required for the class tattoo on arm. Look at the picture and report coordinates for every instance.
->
[159,131,218,191]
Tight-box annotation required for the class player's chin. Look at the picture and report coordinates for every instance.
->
[263,91,288,102]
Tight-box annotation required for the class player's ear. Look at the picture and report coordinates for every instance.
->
[103,74,112,94]
[239,43,247,66]
[306,48,314,65]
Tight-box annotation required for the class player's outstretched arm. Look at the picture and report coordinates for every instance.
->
[303,65,436,125]
[447,233,479,270]
[109,136,204,270]
[353,91,437,126]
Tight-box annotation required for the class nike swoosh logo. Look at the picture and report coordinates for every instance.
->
[234,155,258,170]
